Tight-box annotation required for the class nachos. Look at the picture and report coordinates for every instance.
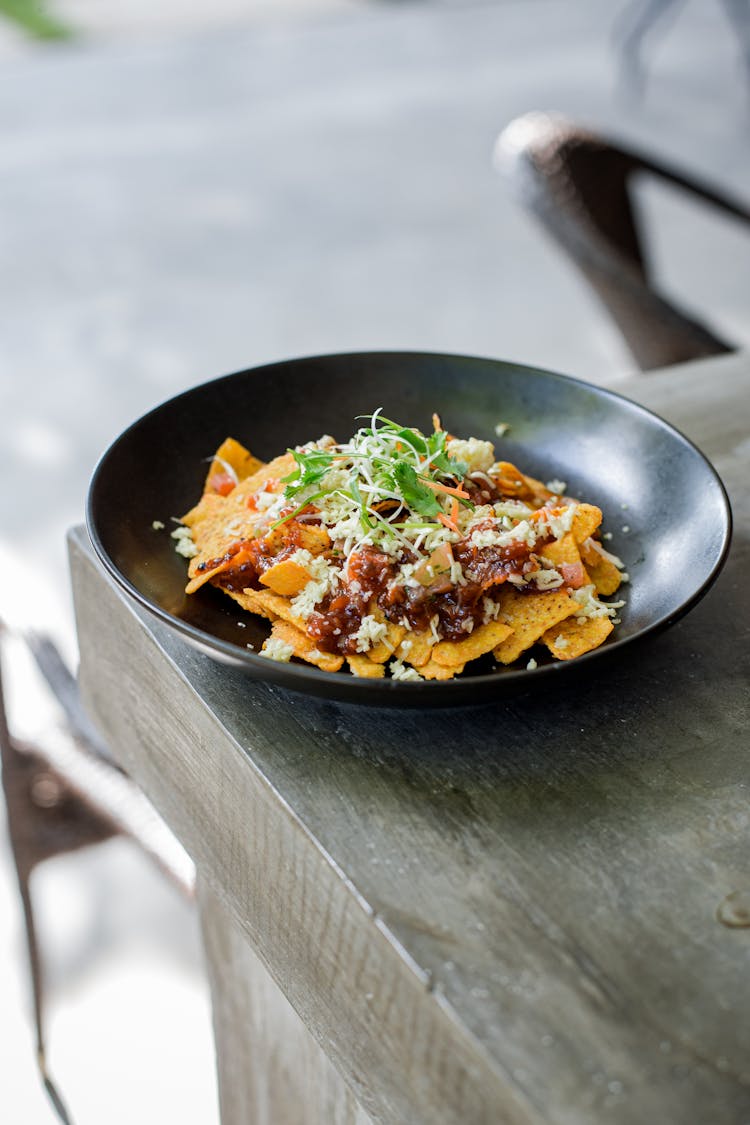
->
[171,411,627,680]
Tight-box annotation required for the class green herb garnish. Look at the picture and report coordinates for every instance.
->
[276,410,476,548]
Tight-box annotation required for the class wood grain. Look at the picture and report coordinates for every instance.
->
[71,352,750,1125]
[199,880,373,1125]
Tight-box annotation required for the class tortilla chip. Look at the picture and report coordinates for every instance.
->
[185,560,234,596]
[420,659,464,680]
[543,614,613,660]
[183,468,328,598]
[181,491,227,530]
[368,621,407,664]
[492,461,535,501]
[267,620,343,672]
[571,503,602,545]
[580,539,623,597]
[260,559,313,597]
[521,472,554,506]
[395,630,434,668]
[493,588,577,665]
[432,619,513,667]
[184,510,254,574]
[540,532,582,569]
[182,483,277,580]
[240,452,296,496]
[292,525,331,555]
[205,437,264,491]
[183,451,292,559]
[218,588,258,616]
[238,588,309,631]
[225,589,274,619]
[347,655,386,679]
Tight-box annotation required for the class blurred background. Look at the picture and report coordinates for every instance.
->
[1,0,748,1121]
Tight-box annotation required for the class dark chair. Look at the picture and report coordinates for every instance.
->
[494,111,750,370]
[613,0,750,100]
[0,622,194,1124]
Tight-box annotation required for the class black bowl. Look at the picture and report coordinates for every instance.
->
[87,351,732,707]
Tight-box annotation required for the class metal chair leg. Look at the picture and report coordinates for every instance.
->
[0,621,194,1123]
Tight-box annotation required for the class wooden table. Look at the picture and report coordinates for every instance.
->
[70,352,750,1125]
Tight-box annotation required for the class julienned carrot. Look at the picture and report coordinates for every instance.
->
[450,497,459,526]
[529,505,565,522]
[437,512,459,533]
[420,478,470,499]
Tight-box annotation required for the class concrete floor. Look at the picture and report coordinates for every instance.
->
[0,0,748,1121]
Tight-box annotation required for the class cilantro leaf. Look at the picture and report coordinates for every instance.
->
[427,430,468,479]
[377,417,428,455]
[282,448,334,498]
[349,472,374,530]
[392,462,441,517]
[270,488,329,528]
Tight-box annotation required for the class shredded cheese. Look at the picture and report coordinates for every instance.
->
[260,637,294,662]
[354,615,388,653]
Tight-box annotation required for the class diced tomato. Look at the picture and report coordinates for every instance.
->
[209,472,236,497]
[560,562,586,588]
[247,480,277,509]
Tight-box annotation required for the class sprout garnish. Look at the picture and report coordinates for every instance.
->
[272,409,473,549]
